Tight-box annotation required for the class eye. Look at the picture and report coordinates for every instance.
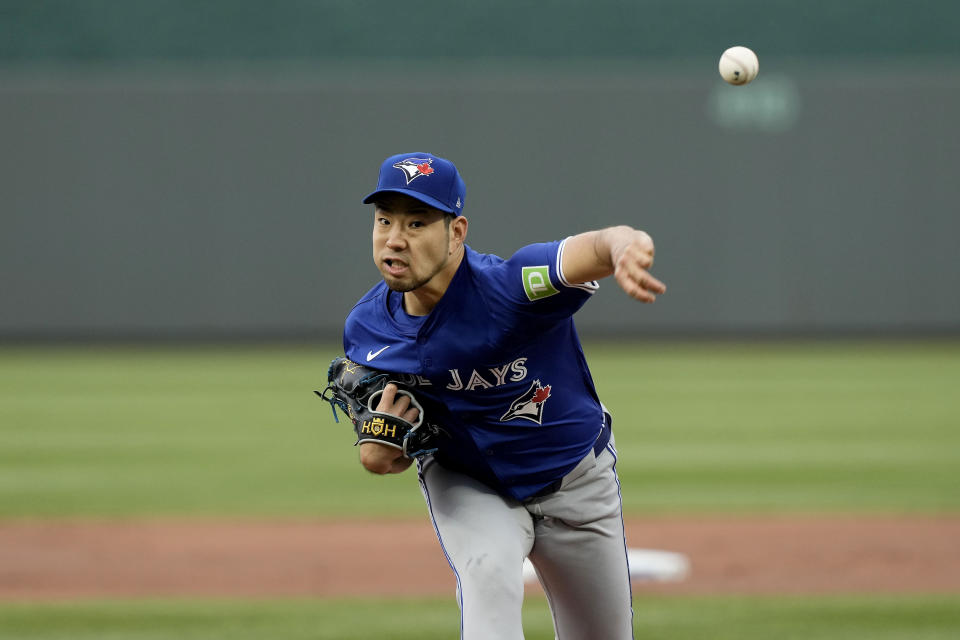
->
[409,220,425,229]
[376,217,390,226]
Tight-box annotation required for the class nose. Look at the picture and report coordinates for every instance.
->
[385,225,407,249]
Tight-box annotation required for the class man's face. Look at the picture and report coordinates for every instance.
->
[372,193,452,293]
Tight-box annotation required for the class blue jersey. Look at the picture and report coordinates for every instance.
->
[343,239,607,501]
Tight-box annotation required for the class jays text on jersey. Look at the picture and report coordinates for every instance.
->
[344,238,608,500]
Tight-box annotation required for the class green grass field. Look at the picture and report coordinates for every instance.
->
[2,595,959,640]
[1,340,958,639]
[1,340,958,517]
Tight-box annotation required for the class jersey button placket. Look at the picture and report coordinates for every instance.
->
[417,334,431,369]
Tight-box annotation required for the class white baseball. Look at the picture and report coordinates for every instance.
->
[718,46,759,85]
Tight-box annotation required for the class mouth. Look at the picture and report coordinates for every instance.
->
[382,257,409,277]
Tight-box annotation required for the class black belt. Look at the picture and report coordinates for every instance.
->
[527,416,612,500]
[593,413,613,456]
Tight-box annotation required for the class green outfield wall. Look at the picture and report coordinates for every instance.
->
[2,0,958,62]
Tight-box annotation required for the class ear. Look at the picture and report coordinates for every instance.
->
[449,216,468,253]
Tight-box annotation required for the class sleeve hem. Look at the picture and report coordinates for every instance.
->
[556,237,599,293]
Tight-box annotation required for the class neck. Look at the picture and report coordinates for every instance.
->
[403,245,465,316]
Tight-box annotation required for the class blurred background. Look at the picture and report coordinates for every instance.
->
[2,0,958,339]
[1,2,959,639]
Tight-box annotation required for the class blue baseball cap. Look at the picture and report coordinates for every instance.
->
[362,152,466,215]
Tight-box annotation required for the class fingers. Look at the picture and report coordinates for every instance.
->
[636,246,655,270]
[608,231,664,302]
[625,230,656,269]
[641,272,667,294]
[393,391,411,415]
[376,383,421,422]
[391,390,421,423]
[375,383,398,412]
[614,255,666,303]
[402,405,421,423]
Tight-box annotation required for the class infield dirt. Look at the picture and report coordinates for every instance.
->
[1,516,958,599]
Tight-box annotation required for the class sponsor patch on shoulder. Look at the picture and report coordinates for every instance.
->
[522,266,559,301]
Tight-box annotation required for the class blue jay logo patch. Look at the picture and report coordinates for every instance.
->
[500,380,552,424]
[392,158,435,184]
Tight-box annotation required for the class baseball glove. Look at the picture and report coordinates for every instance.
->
[315,356,447,459]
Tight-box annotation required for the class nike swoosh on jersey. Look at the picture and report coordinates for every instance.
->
[366,346,391,361]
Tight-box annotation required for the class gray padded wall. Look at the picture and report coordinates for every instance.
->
[2,66,958,337]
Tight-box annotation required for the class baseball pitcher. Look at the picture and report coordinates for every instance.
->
[322,152,665,639]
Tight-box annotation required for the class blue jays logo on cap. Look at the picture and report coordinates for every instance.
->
[362,152,466,215]
[392,158,435,184]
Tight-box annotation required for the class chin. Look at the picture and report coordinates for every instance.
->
[382,275,415,293]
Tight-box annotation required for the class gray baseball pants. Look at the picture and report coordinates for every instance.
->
[417,438,633,640]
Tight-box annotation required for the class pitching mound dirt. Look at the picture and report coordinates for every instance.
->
[1,515,958,599]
